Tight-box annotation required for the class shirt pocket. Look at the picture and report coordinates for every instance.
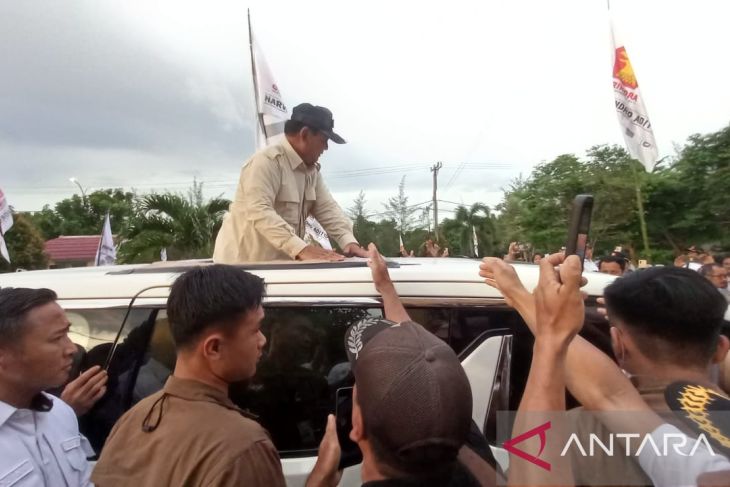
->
[0,459,34,486]
[61,436,87,472]
[276,183,302,225]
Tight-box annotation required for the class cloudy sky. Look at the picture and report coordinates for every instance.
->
[2,0,729,221]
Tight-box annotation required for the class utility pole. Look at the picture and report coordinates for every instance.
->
[430,162,443,242]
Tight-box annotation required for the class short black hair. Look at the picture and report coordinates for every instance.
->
[0,287,58,346]
[166,265,266,349]
[599,255,627,271]
[699,263,722,277]
[604,267,728,366]
[284,119,320,136]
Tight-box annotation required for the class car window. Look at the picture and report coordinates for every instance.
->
[65,307,160,454]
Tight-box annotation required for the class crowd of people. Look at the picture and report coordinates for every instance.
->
[2,241,730,486]
[504,241,730,303]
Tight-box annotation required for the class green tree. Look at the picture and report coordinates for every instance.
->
[497,154,590,253]
[383,176,419,234]
[0,213,49,272]
[118,182,229,263]
[30,189,137,239]
[441,203,498,257]
[645,124,730,253]
[349,191,378,249]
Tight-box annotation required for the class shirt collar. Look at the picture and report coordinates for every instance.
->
[0,393,53,427]
[281,136,305,170]
[162,376,241,413]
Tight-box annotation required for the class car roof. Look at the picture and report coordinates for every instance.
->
[0,257,616,305]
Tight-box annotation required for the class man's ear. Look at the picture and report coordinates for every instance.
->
[712,335,730,365]
[201,333,224,361]
[350,386,365,443]
[610,326,624,363]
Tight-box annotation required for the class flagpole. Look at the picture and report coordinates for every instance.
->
[630,159,651,257]
[95,212,106,266]
[248,9,267,146]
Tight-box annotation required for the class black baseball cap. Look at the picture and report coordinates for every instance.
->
[290,103,346,144]
[344,318,472,470]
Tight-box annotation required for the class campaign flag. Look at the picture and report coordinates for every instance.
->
[305,216,333,250]
[0,188,13,263]
[249,12,289,150]
[472,226,479,257]
[610,21,658,172]
[95,212,116,266]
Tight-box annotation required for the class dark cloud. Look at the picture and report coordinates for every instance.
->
[0,2,254,156]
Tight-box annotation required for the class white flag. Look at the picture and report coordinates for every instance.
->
[472,226,479,257]
[305,216,333,250]
[0,188,13,263]
[249,14,289,150]
[610,21,658,172]
[399,235,405,251]
[95,212,116,266]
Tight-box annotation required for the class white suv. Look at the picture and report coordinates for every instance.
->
[0,257,615,486]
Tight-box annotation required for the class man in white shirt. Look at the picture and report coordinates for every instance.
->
[0,287,94,486]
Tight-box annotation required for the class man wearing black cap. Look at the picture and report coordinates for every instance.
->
[214,103,368,263]
[342,319,483,486]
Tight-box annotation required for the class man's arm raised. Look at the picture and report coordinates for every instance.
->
[366,243,410,324]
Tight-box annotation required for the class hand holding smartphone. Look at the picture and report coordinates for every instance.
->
[565,195,594,270]
[335,386,363,470]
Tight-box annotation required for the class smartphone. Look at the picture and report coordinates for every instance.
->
[335,387,363,470]
[565,195,594,270]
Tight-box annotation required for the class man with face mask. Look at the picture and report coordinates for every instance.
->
[214,103,368,263]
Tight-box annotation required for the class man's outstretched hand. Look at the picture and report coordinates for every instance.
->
[366,243,393,294]
[343,243,369,258]
[479,257,531,310]
[296,245,345,261]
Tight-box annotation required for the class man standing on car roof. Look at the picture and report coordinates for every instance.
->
[213,103,368,263]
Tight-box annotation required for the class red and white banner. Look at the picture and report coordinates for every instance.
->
[610,21,658,172]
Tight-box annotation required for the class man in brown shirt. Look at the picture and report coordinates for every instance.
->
[92,265,286,486]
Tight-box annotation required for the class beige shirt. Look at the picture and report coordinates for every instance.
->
[91,376,286,487]
[213,138,357,263]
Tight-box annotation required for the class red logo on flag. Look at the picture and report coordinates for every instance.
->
[503,421,552,471]
[272,83,280,94]
[613,47,638,89]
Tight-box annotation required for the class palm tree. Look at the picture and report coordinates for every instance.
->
[119,181,230,263]
[452,203,498,257]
